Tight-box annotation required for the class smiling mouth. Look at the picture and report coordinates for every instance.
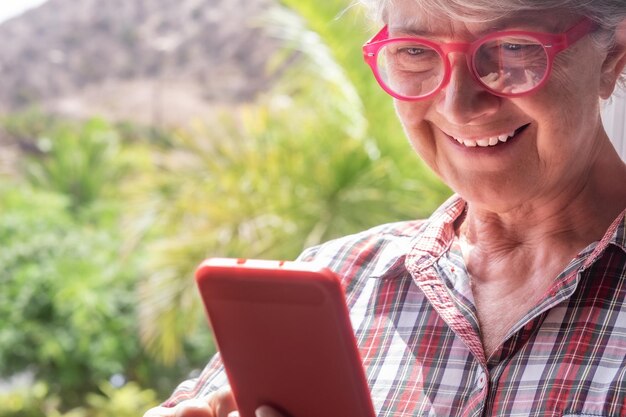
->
[451,124,530,148]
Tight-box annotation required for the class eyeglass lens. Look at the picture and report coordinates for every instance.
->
[376,35,549,98]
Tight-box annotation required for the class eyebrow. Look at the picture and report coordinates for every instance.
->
[387,26,433,37]
[388,16,561,38]
[481,17,561,33]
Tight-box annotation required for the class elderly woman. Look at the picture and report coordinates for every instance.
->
[145,0,626,416]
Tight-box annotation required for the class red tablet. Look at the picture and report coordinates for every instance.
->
[195,258,376,417]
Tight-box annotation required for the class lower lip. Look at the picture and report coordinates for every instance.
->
[448,125,529,152]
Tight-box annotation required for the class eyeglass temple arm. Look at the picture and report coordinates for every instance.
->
[366,25,389,45]
[561,18,598,48]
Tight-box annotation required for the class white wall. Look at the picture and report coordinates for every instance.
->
[601,94,626,160]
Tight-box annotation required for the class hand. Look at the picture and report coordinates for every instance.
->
[142,386,236,417]
[143,386,286,417]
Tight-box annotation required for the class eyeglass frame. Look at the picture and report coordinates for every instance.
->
[362,17,598,100]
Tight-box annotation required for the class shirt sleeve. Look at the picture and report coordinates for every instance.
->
[161,352,229,406]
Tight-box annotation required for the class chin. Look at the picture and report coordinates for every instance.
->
[453,179,535,212]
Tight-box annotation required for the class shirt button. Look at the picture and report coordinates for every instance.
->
[476,372,487,389]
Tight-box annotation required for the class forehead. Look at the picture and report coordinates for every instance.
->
[385,0,577,36]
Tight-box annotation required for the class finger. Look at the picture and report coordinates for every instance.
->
[211,385,239,417]
[255,405,287,417]
[144,387,238,417]
[144,406,177,417]
[175,399,213,417]
[143,401,211,417]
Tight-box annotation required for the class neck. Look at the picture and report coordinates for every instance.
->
[459,152,626,256]
[456,148,626,292]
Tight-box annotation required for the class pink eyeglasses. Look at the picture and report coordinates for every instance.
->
[362,18,597,100]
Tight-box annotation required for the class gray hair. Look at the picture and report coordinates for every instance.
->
[358,0,626,30]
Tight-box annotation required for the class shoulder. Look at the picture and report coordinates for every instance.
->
[298,219,428,261]
[296,194,465,291]
[296,219,429,290]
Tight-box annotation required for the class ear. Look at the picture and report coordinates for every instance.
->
[599,18,626,99]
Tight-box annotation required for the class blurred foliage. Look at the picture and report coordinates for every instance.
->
[0,382,62,417]
[24,119,125,211]
[0,381,158,417]
[0,0,450,415]
[270,0,413,162]
[81,382,159,417]
[0,108,60,143]
[0,183,135,405]
[0,120,212,413]
[134,3,449,365]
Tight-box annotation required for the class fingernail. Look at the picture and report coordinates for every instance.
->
[255,405,280,417]
[227,412,240,417]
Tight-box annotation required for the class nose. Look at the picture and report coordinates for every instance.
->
[435,52,500,125]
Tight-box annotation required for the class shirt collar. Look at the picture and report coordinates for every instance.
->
[402,197,626,275]
[367,194,466,279]
[581,206,626,268]
[405,194,466,274]
[611,208,626,252]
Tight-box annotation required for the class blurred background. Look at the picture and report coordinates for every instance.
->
[0,1,623,416]
[0,0,451,415]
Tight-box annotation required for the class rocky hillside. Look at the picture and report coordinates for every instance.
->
[0,0,281,126]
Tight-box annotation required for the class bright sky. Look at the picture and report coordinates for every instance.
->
[0,0,48,24]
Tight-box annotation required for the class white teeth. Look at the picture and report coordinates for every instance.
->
[454,129,516,148]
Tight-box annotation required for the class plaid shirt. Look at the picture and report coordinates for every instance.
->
[164,195,626,417]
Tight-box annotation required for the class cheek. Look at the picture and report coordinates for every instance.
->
[394,100,428,126]
[548,48,603,106]
[532,54,602,132]
[550,70,600,104]
[522,63,603,168]
[393,100,443,173]
[394,101,433,146]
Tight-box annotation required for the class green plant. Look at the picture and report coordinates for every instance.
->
[134,4,450,363]
[0,382,58,417]
[23,118,125,212]
[0,4,452,404]
[0,381,158,417]
[82,382,159,417]
[0,107,60,146]
[0,184,141,407]
[0,113,218,408]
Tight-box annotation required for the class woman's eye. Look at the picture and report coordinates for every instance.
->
[502,43,523,51]
[498,41,542,54]
[399,47,426,56]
